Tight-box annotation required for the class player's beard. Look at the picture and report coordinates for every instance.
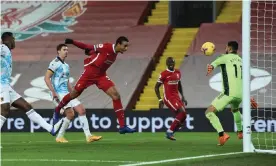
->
[168,66,174,71]
[225,51,228,54]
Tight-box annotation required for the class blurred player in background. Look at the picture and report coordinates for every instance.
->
[0,32,63,136]
[205,41,258,146]
[155,57,188,141]
[44,44,102,143]
[53,37,136,134]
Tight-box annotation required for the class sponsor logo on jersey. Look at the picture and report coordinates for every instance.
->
[168,80,179,85]
[1,1,87,41]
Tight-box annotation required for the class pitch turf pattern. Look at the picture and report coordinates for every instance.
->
[1,132,275,166]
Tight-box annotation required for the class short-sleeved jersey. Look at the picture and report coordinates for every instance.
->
[1,44,12,85]
[84,43,117,72]
[211,53,242,98]
[158,69,181,99]
[48,57,70,94]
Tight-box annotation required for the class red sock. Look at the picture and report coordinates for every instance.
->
[113,99,125,128]
[55,93,72,113]
[170,111,187,131]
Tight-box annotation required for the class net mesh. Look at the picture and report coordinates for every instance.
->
[250,1,276,151]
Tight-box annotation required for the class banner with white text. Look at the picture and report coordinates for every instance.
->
[1,109,275,133]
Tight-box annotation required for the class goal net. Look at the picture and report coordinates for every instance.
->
[243,0,276,154]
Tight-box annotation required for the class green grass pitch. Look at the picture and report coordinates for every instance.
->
[1,132,275,166]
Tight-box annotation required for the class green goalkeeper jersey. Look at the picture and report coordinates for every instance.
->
[211,53,242,98]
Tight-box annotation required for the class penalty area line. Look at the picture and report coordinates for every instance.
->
[2,159,140,163]
[119,151,244,166]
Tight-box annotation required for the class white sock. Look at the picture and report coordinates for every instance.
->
[0,115,7,129]
[57,117,70,138]
[26,109,52,132]
[78,115,91,138]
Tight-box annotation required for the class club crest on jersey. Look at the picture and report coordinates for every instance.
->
[1,1,87,41]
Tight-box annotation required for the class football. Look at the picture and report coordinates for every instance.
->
[201,42,215,56]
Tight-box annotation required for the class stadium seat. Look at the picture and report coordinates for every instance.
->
[8,1,171,109]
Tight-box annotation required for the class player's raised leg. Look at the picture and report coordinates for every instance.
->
[205,94,231,146]
[74,103,102,142]
[53,68,91,125]
[53,89,81,124]
[105,86,136,134]
[12,97,63,136]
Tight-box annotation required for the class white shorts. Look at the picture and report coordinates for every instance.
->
[51,92,81,110]
[0,84,22,105]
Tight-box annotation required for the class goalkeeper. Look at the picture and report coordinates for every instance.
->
[205,41,258,146]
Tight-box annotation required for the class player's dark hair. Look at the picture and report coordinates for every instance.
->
[116,36,129,45]
[1,32,13,41]
[228,41,238,53]
[166,57,175,65]
[56,44,67,51]
[167,57,174,61]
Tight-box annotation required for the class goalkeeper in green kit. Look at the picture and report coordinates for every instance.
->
[205,41,258,146]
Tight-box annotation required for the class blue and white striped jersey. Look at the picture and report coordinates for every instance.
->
[1,44,12,85]
[48,57,70,94]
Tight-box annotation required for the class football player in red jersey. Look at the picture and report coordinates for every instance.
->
[53,37,136,134]
[155,57,188,140]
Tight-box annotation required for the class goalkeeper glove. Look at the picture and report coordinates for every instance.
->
[250,97,258,109]
[65,38,74,44]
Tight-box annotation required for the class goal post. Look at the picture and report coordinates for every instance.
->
[242,0,276,154]
[242,0,252,153]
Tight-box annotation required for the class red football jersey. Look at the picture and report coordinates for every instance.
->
[158,69,181,99]
[84,43,117,72]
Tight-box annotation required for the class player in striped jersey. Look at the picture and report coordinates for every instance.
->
[0,32,63,137]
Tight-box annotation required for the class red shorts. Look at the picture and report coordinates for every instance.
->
[74,67,115,92]
[164,97,185,112]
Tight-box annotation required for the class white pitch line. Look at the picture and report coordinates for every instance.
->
[2,159,139,163]
[119,152,244,166]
